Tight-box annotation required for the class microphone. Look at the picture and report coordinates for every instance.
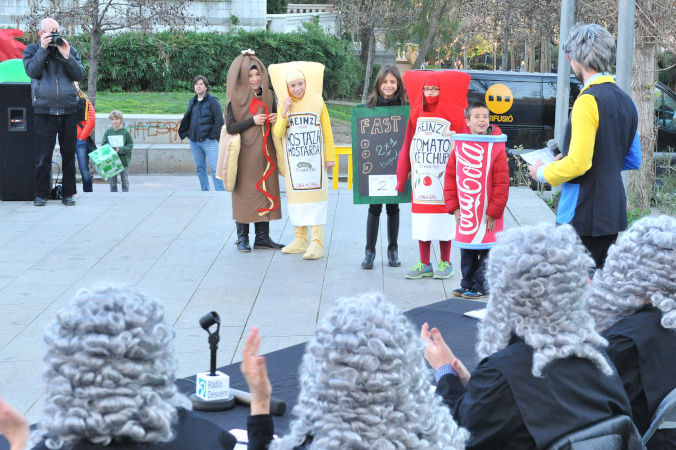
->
[229,388,286,416]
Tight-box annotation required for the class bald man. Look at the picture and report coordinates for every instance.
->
[23,18,85,206]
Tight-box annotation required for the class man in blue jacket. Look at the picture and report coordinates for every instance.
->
[179,75,225,191]
[23,18,85,206]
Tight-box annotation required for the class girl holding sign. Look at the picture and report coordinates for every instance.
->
[270,62,336,260]
[396,71,470,279]
[361,65,408,270]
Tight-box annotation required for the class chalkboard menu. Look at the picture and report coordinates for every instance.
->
[351,105,411,204]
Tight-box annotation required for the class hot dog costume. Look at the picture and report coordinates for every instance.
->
[270,62,336,260]
[396,71,470,241]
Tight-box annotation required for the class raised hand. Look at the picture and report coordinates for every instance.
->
[241,326,272,415]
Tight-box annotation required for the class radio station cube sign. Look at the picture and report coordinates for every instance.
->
[351,105,411,204]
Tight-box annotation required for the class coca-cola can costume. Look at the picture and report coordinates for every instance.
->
[452,133,507,248]
[396,70,470,241]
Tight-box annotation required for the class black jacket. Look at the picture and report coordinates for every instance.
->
[178,92,224,142]
[247,415,310,450]
[437,337,632,449]
[604,305,676,449]
[31,408,236,449]
[23,43,85,115]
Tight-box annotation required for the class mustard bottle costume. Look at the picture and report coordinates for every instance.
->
[269,62,336,260]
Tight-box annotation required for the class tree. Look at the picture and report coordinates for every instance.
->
[411,0,460,69]
[14,0,206,107]
[333,0,409,101]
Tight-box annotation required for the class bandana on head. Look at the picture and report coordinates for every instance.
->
[423,76,440,110]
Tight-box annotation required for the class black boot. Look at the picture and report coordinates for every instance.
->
[236,222,251,252]
[253,222,284,249]
[362,213,379,269]
[387,212,401,267]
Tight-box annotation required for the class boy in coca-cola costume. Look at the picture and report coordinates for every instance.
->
[396,71,470,280]
[444,102,509,298]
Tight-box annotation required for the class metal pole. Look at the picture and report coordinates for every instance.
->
[617,0,636,190]
[554,0,575,149]
[616,0,635,95]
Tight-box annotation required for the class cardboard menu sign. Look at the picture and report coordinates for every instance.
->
[351,105,411,204]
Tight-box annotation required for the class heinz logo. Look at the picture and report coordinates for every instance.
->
[485,84,514,115]
[297,162,312,169]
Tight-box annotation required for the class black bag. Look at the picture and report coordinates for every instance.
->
[86,135,97,154]
[50,161,62,199]
[76,96,87,126]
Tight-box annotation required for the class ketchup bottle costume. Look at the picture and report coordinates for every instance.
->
[396,70,470,278]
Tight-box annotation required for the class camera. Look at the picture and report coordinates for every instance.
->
[49,29,64,47]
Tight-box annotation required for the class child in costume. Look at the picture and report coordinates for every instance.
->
[396,70,470,279]
[224,51,284,252]
[362,65,408,270]
[270,62,336,260]
[444,101,509,298]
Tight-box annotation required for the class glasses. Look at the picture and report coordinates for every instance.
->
[423,87,440,93]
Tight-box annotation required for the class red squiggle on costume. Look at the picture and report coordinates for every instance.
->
[249,97,279,213]
[0,29,26,61]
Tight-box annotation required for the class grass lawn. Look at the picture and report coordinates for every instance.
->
[95,91,354,122]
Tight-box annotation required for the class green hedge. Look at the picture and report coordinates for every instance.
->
[69,23,363,99]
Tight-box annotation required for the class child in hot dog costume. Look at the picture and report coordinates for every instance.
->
[270,62,336,260]
[395,70,470,279]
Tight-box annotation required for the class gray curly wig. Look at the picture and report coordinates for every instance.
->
[588,215,676,332]
[476,224,614,377]
[563,23,616,73]
[272,293,469,450]
[31,285,191,449]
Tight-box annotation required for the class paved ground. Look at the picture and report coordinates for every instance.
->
[0,175,554,423]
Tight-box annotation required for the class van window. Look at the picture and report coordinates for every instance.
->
[662,92,676,130]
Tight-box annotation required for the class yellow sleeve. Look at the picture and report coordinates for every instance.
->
[320,101,335,163]
[273,106,287,138]
[543,94,599,187]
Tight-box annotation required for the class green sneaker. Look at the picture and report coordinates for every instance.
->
[405,260,433,279]
[433,260,454,279]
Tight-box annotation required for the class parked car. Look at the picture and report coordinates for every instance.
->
[461,70,676,153]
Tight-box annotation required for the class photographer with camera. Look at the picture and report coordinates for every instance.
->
[23,18,85,206]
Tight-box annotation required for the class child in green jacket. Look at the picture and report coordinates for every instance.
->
[102,109,133,192]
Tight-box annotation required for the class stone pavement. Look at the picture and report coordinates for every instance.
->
[0,175,554,423]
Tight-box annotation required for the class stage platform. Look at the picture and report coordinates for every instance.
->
[0,175,554,429]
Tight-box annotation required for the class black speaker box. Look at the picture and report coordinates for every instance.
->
[0,82,35,201]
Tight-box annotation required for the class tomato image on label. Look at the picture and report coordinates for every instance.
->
[423,176,432,186]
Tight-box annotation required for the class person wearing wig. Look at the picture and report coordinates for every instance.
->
[361,65,408,270]
[240,293,469,449]
[396,70,470,279]
[270,62,335,260]
[29,285,237,450]
[587,215,676,449]
[225,51,284,252]
[422,224,637,449]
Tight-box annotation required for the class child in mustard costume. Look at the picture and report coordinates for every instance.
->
[270,62,336,260]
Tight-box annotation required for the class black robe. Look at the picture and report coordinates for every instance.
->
[437,337,632,449]
[31,408,236,450]
[604,305,676,449]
